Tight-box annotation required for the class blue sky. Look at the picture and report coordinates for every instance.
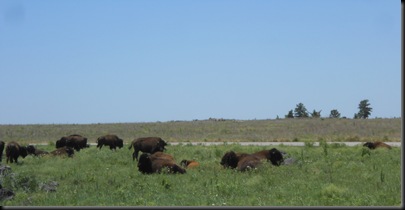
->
[0,0,401,124]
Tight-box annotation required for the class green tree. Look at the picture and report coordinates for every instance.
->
[285,110,294,118]
[294,103,309,118]
[329,109,341,118]
[356,99,372,119]
[311,109,322,118]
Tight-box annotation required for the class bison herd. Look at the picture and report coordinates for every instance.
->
[0,135,393,175]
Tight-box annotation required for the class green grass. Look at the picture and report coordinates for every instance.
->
[0,118,401,145]
[0,143,401,206]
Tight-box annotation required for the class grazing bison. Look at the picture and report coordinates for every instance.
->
[50,146,74,157]
[0,141,4,162]
[5,141,28,164]
[96,134,124,150]
[56,134,88,151]
[137,153,186,174]
[26,145,49,156]
[129,137,168,161]
[363,141,392,150]
[180,159,200,169]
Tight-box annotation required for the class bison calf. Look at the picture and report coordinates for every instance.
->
[180,160,200,169]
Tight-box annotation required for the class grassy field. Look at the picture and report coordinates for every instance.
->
[0,142,401,206]
[0,118,402,145]
[0,118,402,206]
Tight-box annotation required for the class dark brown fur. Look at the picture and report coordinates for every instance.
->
[363,141,392,150]
[137,153,186,174]
[50,146,74,157]
[56,134,88,151]
[0,141,4,162]
[26,145,49,156]
[5,141,28,164]
[128,137,168,161]
[96,134,124,150]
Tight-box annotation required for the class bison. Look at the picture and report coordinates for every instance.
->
[247,148,284,166]
[363,141,392,150]
[180,159,200,169]
[96,134,124,150]
[5,141,28,164]
[0,141,4,162]
[137,153,186,174]
[220,151,262,171]
[26,145,49,156]
[128,137,168,161]
[56,134,88,151]
[50,146,74,157]
[220,148,285,171]
[149,151,175,162]
[220,151,250,169]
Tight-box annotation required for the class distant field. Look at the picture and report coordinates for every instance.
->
[0,118,401,145]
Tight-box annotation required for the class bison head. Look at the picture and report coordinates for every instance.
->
[55,137,67,148]
[363,142,375,149]
[19,146,28,158]
[137,153,153,174]
[268,148,283,166]
[26,145,36,155]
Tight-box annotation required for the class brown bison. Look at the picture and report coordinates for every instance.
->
[180,159,200,169]
[128,137,168,161]
[26,145,49,156]
[363,141,392,150]
[220,148,285,171]
[96,134,124,150]
[5,141,28,164]
[50,146,74,157]
[0,141,4,162]
[220,151,250,169]
[220,151,260,171]
[149,151,175,162]
[56,134,88,151]
[137,153,186,174]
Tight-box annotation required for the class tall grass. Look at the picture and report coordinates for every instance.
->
[0,143,401,206]
[0,118,401,145]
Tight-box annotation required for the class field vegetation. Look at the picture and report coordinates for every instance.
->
[0,118,402,206]
[0,142,401,206]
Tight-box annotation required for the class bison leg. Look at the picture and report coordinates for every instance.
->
[133,150,140,161]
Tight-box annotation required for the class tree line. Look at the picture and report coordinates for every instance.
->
[282,99,373,119]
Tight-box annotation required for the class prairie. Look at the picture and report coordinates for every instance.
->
[0,143,401,206]
[0,118,402,206]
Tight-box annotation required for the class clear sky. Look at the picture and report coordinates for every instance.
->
[0,0,401,124]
